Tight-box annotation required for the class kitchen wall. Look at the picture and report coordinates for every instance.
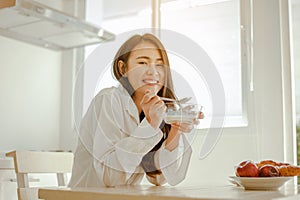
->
[0,0,85,152]
[0,36,61,150]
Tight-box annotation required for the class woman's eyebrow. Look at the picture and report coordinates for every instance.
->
[136,56,163,61]
[136,56,150,60]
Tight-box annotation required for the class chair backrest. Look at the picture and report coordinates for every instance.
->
[6,150,73,200]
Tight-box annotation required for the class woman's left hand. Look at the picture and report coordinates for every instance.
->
[165,111,204,151]
[170,122,194,133]
[171,111,204,133]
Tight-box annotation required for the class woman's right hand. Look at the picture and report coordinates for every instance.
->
[140,90,166,129]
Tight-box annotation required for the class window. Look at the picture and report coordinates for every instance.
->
[101,0,152,34]
[160,0,243,127]
[290,0,300,168]
[84,0,248,128]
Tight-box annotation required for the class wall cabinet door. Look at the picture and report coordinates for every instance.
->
[0,169,17,200]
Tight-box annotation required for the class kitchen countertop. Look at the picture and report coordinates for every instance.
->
[39,184,300,200]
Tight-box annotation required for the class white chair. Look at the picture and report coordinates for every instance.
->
[6,150,73,200]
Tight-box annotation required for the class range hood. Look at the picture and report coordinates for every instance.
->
[0,0,115,50]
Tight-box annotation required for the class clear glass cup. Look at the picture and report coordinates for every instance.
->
[164,102,202,124]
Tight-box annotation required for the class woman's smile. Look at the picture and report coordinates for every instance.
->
[143,79,159,85]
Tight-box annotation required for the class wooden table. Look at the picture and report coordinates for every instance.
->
[38,184,300,200]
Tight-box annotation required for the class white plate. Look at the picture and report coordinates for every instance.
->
[229,176,294,190]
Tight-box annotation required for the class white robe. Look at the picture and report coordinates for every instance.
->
[68,84,192,187]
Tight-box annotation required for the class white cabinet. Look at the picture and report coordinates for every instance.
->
[0,170,17,200]
[0,159,17,200]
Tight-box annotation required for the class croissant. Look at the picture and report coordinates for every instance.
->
[256,160,290,169]
[256,160,300,176]
[278,165,300,176]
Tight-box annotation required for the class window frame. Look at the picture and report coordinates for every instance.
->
[84,0,253,129]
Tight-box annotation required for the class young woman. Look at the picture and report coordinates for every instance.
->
[69,33,203,187]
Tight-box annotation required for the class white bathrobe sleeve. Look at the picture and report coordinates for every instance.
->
[145,134,192,186]
[159,134,192,185]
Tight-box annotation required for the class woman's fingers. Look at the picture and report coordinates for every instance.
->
[140,90,156,105]
[182,104,195,111]
[157,101,167,111]
[193,118,200,125]
[140,90,167,130]
[141,90,163,107]
[169,110,204,133]
[171,122,194,133]
[198,111,204,119]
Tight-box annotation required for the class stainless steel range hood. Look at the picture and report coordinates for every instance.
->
[0,0,115,50]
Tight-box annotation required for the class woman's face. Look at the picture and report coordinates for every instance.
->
[124,41,165,95]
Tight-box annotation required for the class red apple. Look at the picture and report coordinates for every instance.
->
[236,160,259,177]
[259,165,279,177]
